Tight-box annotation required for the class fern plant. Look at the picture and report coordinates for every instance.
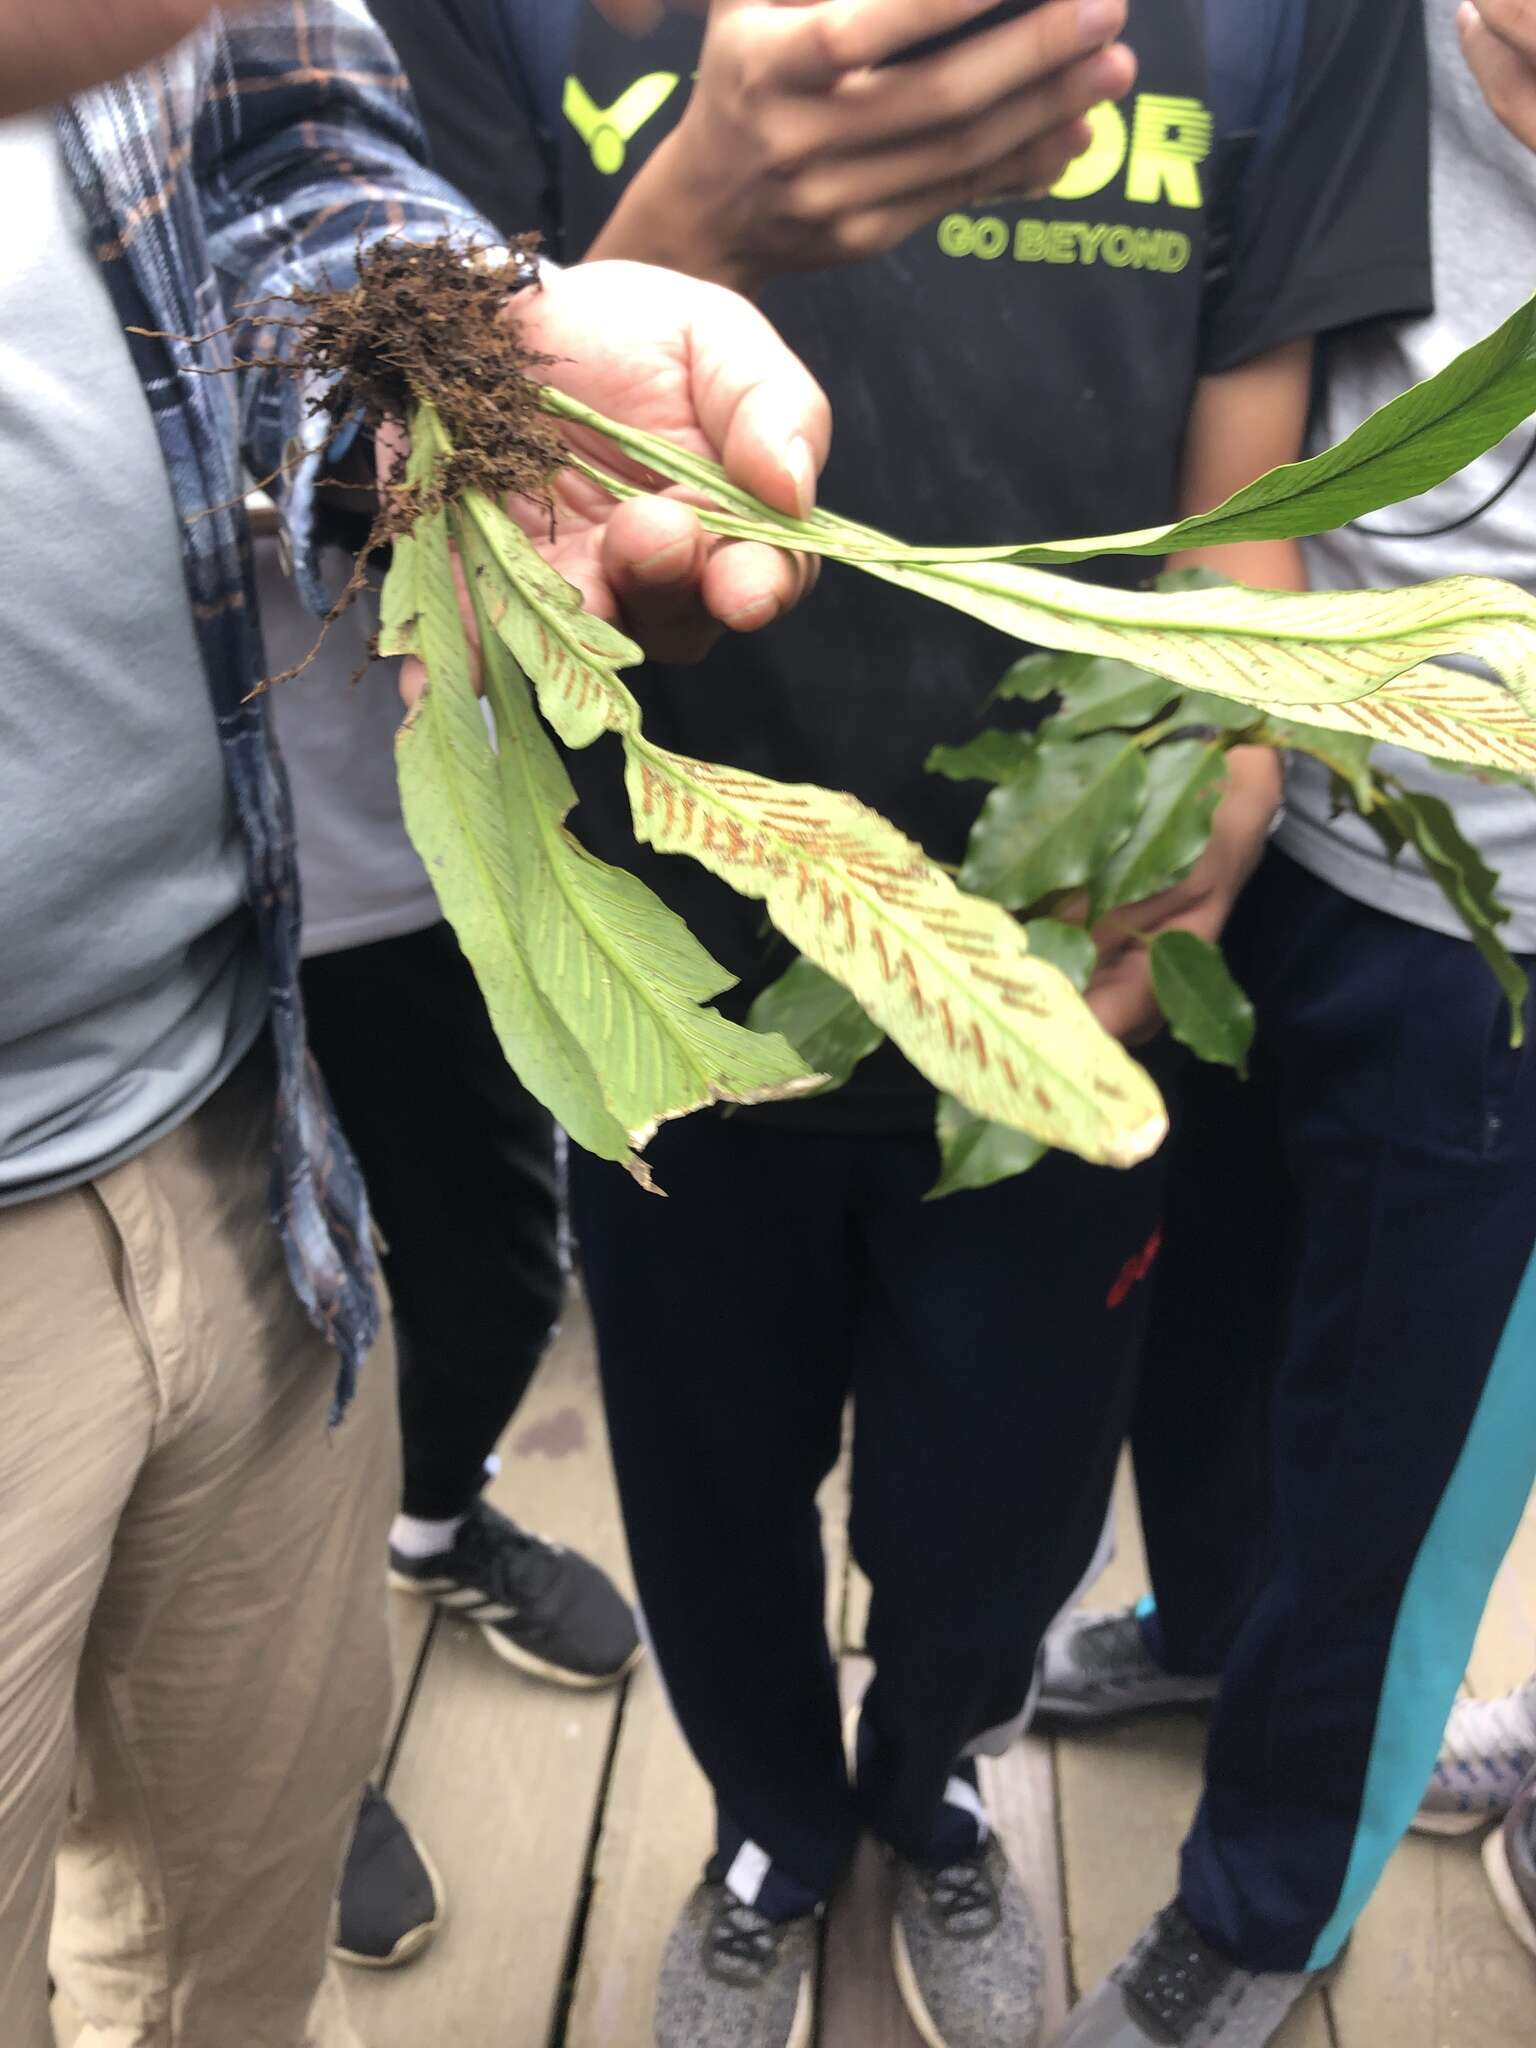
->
[338,252,1536,1189]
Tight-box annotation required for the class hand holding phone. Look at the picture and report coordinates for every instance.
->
[587,0,1136,295]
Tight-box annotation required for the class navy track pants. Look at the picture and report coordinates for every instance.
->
[1135,848,1536,1971]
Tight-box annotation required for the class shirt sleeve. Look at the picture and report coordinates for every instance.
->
[1200,0,1434,373]
[194,0,498,610]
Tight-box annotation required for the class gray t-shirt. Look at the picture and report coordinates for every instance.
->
[0,116,265,1200]
[1279,0,1536,950]
[261,539,440,959]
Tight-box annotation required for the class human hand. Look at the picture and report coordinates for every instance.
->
[0,0,257,116]
[397,259,829,704]
[587,0,1137,295]
[1084,748,1281,1046]
[1459,1,1536,151]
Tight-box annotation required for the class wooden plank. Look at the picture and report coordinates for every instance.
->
[1467,1491,1536,1702]
[978,1734,1070,2036]
[346,1286,631,2048]
[564,1660,713,2048]
[820,1658,927,2048]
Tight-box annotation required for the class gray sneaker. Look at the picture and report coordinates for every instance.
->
[1413,1680,1536,1836]
[654,1883,817,2048]
[1035,1607,1219,1728]
[891,1835,1044,2048]
[1054,1903,1331,2046]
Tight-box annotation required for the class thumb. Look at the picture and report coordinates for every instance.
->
[683,279,833,521]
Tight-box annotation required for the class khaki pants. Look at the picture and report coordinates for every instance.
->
[0,1046,399,2048]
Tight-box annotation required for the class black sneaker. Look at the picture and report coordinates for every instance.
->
[1054,1902,1333,2046]
[331,1786,444,1969]
[388,1496,641,1689]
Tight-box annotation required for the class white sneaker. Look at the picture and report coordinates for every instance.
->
[1413,1679,1536,1837]
[1034,1607,1220,1729]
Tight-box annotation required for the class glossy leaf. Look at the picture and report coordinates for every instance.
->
[959,735,1146,913]
[1092,743,1229,920]
[928,1094,1046,1200]
[1148,931,1256,1075]
[926,730,1038,785]
[1022,918,1098,992]
[1258,718,1377,810]
[745,955,886,1091]
[1376,784,1529,1045]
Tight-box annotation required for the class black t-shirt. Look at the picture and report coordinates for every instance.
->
[432,0,1433,1133]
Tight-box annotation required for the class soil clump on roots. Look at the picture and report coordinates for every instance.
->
[300,232,566,519]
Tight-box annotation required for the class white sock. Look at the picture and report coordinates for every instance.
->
[390,1512,465,1560]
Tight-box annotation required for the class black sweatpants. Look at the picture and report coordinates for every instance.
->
[1133,850,1536,1971]
[302,922,563,1519]
[571,1108,1167,1904]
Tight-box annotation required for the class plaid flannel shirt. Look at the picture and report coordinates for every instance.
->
[53,2,489,1415]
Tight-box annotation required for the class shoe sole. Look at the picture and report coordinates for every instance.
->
[388,1571,644,1691]
[1031,1688,1219,1732]
[1482,1827,1536,1959]
[1410,1806,1501,1839]
[786,1971,816,2048]
[891,1919,951,2048]
[329,1834,448,1971]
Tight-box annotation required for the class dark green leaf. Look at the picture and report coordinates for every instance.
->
[926,730,1037,785]
[959,735,1147,913]
[1003,293,1536,564]
[1168,691,1265,735]
[1148,931,1256,1074]
[995,649,1179,736]
[1024,918,1098,992]
[1256,718,1377,810]
[992,650,1090,703]
[927,1093,1047,1199]
[1377,786,1529,1045]
[1092,743,1229,919]
[745,956,886,1091]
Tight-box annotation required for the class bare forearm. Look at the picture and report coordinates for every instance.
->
[586,133,762,296]
[0,0,239,114]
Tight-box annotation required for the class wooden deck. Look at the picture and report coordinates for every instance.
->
[55,1285,1536,2046]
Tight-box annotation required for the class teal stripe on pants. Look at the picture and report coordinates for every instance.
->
[1307,1245,1536,1968]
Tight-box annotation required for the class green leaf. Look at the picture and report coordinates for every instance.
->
[1376,784,1529,1045]
[992,651,1080,703]
[1052,659,1183,738]
[926,730,1037,785]
[457,518,817,1139]
[1092,743,1229,919]
[746,956,887,1091]
[1023,918,1098,991]
[927,1093,1046,1200]
[395,493,637,1172]
[548,391,1536,766]
[959,735,1147,913]
[1148,931,1256,1074]
[1257,718,1377,810]
[624,739,1168,1166]
[1167,691,1265,735]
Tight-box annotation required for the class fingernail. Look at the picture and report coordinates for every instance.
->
[786,435,816,522]
[1077,0,1122,47]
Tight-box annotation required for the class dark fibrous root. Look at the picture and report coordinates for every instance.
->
[242,232,565,693]
[299,231,564,521]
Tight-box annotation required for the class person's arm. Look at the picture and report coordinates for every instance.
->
[585,0,1136,296]
[0,0,259,115]
[1085,339,1312,1046]
[1460,0,1536,151]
